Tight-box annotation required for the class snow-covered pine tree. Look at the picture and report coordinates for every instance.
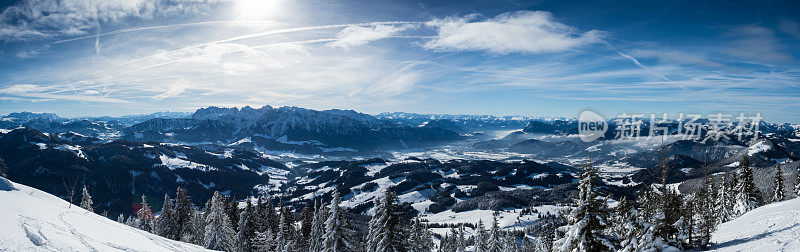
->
[714,175,735,224]
[175,187,194,239]
[137,195,155,232]
[733,156,762,217]
[551,161,614,252]
[252,229,276,251]
[254,196,267,232]
[613,197,640,252]
[693,172,716,249]
[475,220,488,252]
[502,234,518,252]
[277,205,296,252]
[408,217,435,252]
[183,209,206,245]
[117,214,125,223]
[772,164,785,203]
[266,198,279,233]
[366,190,407,252]
[795,164,800,197]
[227,196,241,232]
[236,199,257,252]
[309,200,327,252]
[322,190,356,252]
[488,213,502,252]
[455,226,466,252]
[299,203,314,251]
[155,193,177,239]
[205,191,235,251]
[80,185,93,212]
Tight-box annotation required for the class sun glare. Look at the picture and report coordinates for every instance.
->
[235,0,283,19]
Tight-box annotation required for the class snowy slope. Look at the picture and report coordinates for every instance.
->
[711,197,800,251]
[0,177,211,252]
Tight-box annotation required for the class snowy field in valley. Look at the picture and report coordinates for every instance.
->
[0,177,211,252]
[711,197,800,251]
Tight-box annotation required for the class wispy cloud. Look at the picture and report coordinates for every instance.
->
[328,24,417,49]
[0,0,214,41]
[723,25,793,64]
[423,11,603,54]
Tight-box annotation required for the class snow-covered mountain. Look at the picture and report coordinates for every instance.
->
[711,197,800,251]
[0,177,210,251]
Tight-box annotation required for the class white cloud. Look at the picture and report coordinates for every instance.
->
[423,11,603,54]
[0,0,214,41]
[723,25,793,64]
[328,24,414,49]
[778,20,800,40]
[627,49,723,68]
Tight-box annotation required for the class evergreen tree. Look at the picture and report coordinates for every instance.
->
[795,164,800,197]
[175,187,194,239]
[309,200,328,252]
[322,190,356,252]
[488,213,502,252]
[733,156,762,216]
[252,230,276,251]
[694,172,716,249]
[205,191,235,251]
[366,190,407,252]
[773,164,786,203]
[551,162,614,252]
[80,185,93,212]
[237,200,257,252]
[615,198,641,252]
[254,196,267,232]
[277,205,296,252]
[474,221,488,252]
[408,218,435,252]
[715,175,735,224]
[299,203,315,251]
[182,209,206,245]
[155,193,177,239]
[266,199,279,233]
[137,195,155,232]
[227,196,241,232]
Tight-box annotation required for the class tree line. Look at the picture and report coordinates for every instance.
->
[76,154,800,251]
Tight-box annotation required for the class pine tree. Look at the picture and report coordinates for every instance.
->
[366,190,407,252]
[299,203,314,251]
[551,162,614,252]
[254,196,267,232]
[502,235,518,252]
[137,195,155,232]
[205,191,235,251]
[773,164,786,203]
[322,190,356,252]
[175,187,194,239]
[408,218,434,252]
[237,200,257,252]
[80,185,93,212]
[252,229,276,251]
[227,196,241,232]
[715,175,735,224]
[155,193,177,239]
[266,199,279,233]
[694,172,716,249]
[488,213,502,252]
[277,205,296,252]
[475,220,488,252]
[795,164,800,197]
[183,209,206,245]
[309,200,328,252]
[615,198,641,252]
[733,156,762,217]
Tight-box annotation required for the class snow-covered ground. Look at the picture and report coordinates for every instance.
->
[0,177,211,251]
[711,197,800,251]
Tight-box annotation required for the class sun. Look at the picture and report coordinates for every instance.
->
[235,0,283,20]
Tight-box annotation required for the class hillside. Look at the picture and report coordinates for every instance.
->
[0,177,211,251]
[711,197,800,251]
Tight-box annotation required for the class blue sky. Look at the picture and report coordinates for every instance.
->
[1,0,799,122]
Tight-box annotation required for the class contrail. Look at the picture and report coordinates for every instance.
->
[617,51,687,90]
[79,21,419,78]
[53,20,279,44]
